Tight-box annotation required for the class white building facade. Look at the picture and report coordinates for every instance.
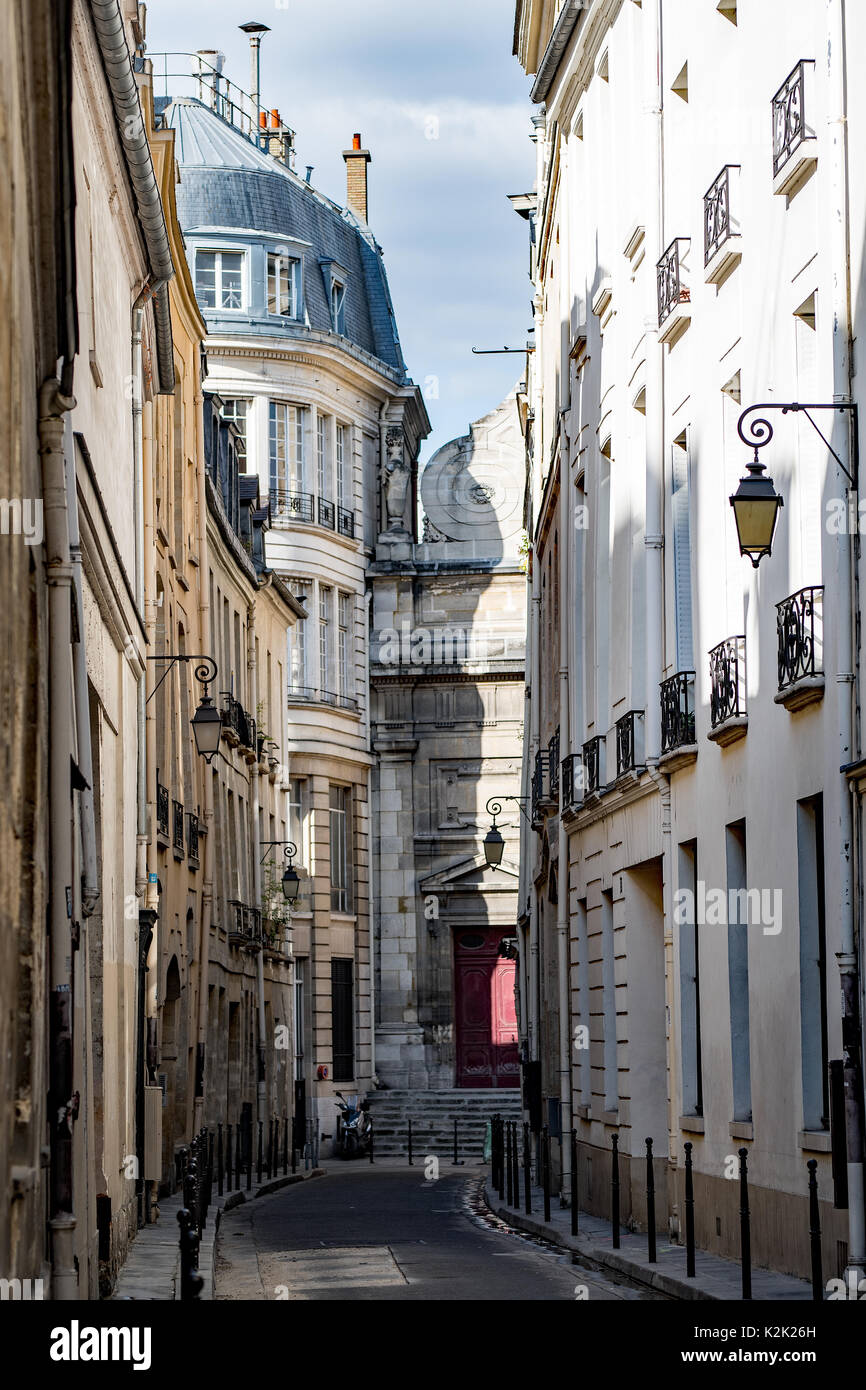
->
[514,0,866,1282]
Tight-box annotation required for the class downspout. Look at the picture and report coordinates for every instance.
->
[141,394,160,1218]
[827,0,865,1278]
[192,377,214,1134]
[66,434,99,918]
[558,464,572,1203]
[365,588,376,1083]
[644,0,678,1197]
[248,600,268,1128]
[40,378,78,1300]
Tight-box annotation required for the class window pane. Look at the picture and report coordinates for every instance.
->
[222,399,248,466]
[195,251,216,308]
[336,424,347,508]
[220,252,243,309]
[330,958,354,1082]
[329,785,351,912]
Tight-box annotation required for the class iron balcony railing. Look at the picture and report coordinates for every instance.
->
[156,778,169,838]
[149,52,296,167]
[561,753,582,812]
[704,166,733,265]
[172,799,185,855]
[221,693,255,751]
[548,729,560,799]
[269,489,314,523]
[582,736,603,795]
[531,749,549,825]
[661,672,696,753]
[615,711,643,777]
[317,497,336,530]
[773,60,810,178]
[320,689,338,707]
[187,812,200,867]
[709,636,747,729]
[287,682,316,702]
[337,693,358,711]
[228,900,248,945]
[777,586,823,692]
[657,239,690,325]
[337,506,355,539]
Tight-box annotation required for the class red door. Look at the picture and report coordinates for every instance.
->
[454,929,519,1088]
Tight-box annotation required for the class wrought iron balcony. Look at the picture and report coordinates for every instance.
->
[657,239,690,327]
[531,749,552,826]
[269,488,314,523]
[337,506,355,539]
[777,586,823,697]
[704,166,742,278]
[228,900,248,946]
[320,689,337,707]
[709,636,747,731]
[317,496,336,529]
[287,682,316,702]
[172,799,185,856]
[156,777,169,838]
[548,729,560,799]
[561,753,583,812]
[337,693,359,711]
[615,711,644,778]
[221,694,255,750]
[661,671,696,754]
[773,60,811,178]
[582,736,604,796]
[187,811,200,868]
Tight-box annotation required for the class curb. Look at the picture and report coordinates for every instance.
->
[221,1167,325,1212]
[484,1180,717,1301]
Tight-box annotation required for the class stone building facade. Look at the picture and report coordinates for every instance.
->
[370,395,527,1090]
[513,0,866,1282]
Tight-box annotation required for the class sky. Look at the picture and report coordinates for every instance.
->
[146,0,535,464]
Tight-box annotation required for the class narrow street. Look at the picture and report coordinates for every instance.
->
[214,1167,662,1302]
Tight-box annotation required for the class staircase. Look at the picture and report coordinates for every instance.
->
[364,1089,523,1164]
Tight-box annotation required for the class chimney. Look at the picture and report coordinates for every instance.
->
[343,132,371,223]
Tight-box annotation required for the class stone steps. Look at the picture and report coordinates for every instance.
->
[364,1089,522,1160]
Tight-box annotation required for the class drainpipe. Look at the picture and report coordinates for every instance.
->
[558,458,572,1204]
[248,600,268,1128]
[192,378,214,1134]
[65,427,99,918]
[827,0,865,1279]
[40,377,78,1300]
[365,588,376,1083]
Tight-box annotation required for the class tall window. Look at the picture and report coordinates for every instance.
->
[338,592,352,701]
[672,430,694,671]
[336,423,348,510]
[601,889,617,1111]
[286,581,309,693]
[319,585,333,697]
[269,402,306,496]
[195,249,244,310]
[329,786,352,913]
[726,820,752,1122]
[294,961,305,1081]
[267,252,297,316]
[331,958,354,1081]
[317,415,330,500]
[221,399,249,467]
[288,778,310,906]
[678,841,703,1117]
[331,279,346,334]
[798,795,828,1130]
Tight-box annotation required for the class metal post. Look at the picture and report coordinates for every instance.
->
[453,1116,464,1167]
[571,1129,578,1237]
[496,1118,505,1201]
[524,1122,532,1215]
[684,1141,696,1277]
[177,1208,203,1300]
[369,1115,374,1165]
[257,1120,263,1183]
[511,1121,520,1207]
[246,1116,252,1191]
[543,1126,551,1223]
[283,1116,288,1176]
[646,1137,656,1263]
[808,1160,823,1301]
[226,1123,232,1193]
[506,1121,514,1206]
[408,1116,413,1166]
[739,1147,752,1300]
[611,1133,620,1249]
[217,1123,224,1197]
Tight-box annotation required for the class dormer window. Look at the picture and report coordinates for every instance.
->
[331,278,346,335]
[267,251,299,317]
[195,249,244,310]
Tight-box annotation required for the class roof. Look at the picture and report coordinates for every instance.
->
[160,97,406,375]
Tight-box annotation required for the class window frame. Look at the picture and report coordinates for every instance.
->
[267,250,299,318]
[195,247,247,312]
[329,784,353,914]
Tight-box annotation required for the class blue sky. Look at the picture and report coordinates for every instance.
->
[146,0,535,463]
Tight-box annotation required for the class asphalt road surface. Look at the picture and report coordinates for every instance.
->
[214,1165,662,1301]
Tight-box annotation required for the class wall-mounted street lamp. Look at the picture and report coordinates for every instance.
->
[260,840,300,902]
[483,796,530,870]
[733,402,859,567]
[146,655,221,763]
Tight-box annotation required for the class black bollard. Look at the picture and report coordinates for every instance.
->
[257,1120,263,1183]
[369,1114,374,1165]
[542,1126,551,1223]
[496,1118,505,1201]
[739,1148,752,1300]
[246,1117,252,1191]
[611,1134,620,1249]
[524,1122,532,1215]
[408,1116,413,1166]
[511,1121,520,1208]
[178,1208,203,1300]
[236,1121,243,1192]
[684,1141,696,1277]
[453,1116,464,1167]
[808,1160,823,1302]
[506,1121,514,1206]
[226,1123,232,1193]
[646,1137,657,1263]
[571,1130,578,1237]
[217,1123,224,1198]
[283,1116,289,1176]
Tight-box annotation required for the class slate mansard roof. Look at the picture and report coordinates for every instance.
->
[159,97,407,378]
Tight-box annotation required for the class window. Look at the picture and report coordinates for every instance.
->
[798,796,828,1130]
[331,278,346,334]
[317,415,330,500]
[331,958,354,1081]
[726,821,752,1122]
[268,402,306,496]
[671,430,693,671]
[294,961,305,1081]
[286,581,309,694]
[329,785,352,913]
[195,249,244,310]
[221,399,249,467]
[601,890,617,1112]
[267,252,297,316]
[288,778,310,906]
[678,841,703,1117]
[319,585,334,698]
[338,591,352,700]
[336,423,348,510]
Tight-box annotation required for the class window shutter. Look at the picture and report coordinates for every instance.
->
[671,440,694,671]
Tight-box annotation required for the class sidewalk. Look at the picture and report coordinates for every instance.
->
[485,1176,817,1301]
[110,1165,325,1300]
